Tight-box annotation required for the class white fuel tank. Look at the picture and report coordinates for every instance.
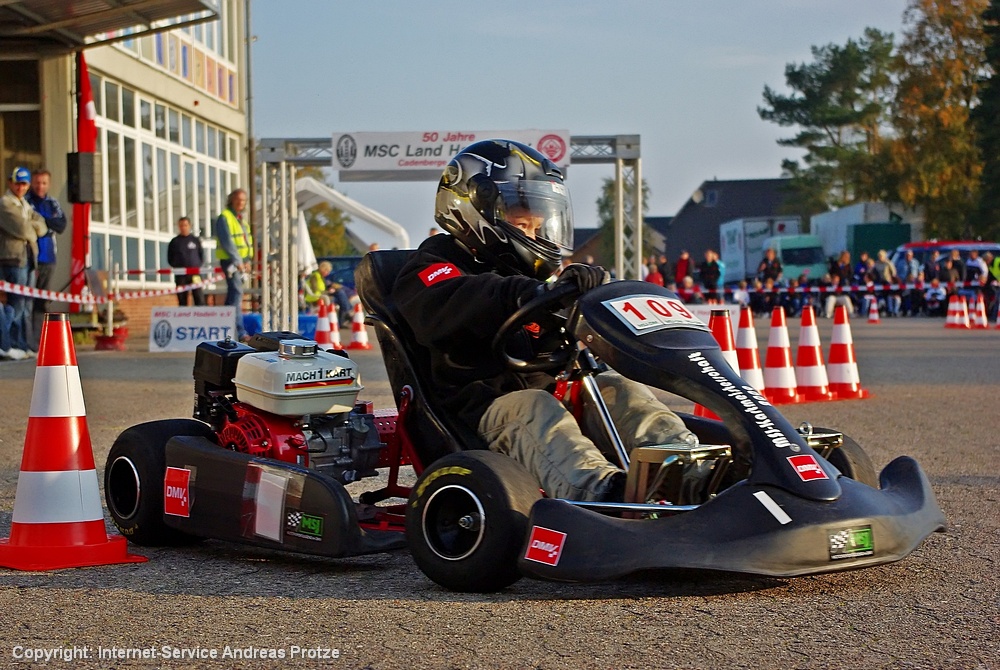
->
[233,339,363,416]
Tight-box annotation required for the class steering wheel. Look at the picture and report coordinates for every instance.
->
[491,283,580,372]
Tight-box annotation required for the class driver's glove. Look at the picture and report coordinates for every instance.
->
[550,263,610,293]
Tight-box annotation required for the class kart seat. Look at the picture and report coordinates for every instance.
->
[355,250,488,468]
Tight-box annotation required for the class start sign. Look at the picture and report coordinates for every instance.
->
[149,306,237,352]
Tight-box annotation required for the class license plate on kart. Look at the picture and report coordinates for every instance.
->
[603,295,710,336]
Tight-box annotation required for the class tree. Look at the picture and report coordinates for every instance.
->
[972,0,1000,240]
[759,28,897,215]
[594,176,652,264]
[888,0,988,238]
[296,166,357,256]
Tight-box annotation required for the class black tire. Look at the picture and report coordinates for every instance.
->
[406,451,542,592]
[104,419,216,546]
[817,428,879,488]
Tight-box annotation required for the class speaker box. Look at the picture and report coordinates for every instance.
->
[67,152,102,204]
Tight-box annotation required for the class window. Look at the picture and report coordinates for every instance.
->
[126,236,140,272]
[229,137,238,163]
[195,120,205,154]
[0,60,39,104]
[92,132,104,222]
[218,131,226,161]
[124,137,138,228]
[197,163,206,232]
[142,143,154,230]
[156,148,168,228]
[168,109,179,143]
[144,239,159,281]
[168,34,178,73]
[91,232,106,271]
[154,103,166,139]
[107,131,121,226]
[170,153,181,225]
[108,234,124,270]
[121,87,135,127]
[181,44,190,79]
[155,34,164,66]
[89,73,102,115]
[140,99,152,131]
[104,81,119,122]
[181,114,192,149]
[184,161,195,225]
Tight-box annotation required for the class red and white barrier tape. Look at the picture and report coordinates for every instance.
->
[122,266,222,276]
[683,279,993,296]
[0,273,224,305]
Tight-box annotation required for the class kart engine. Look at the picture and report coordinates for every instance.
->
[192,334,384,485]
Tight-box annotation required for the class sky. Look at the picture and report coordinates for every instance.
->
[252,0,911,250]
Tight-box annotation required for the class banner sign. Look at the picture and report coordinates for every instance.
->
[332,130,571,175]
[149,306,236,352]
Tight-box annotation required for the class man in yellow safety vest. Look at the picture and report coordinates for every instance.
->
[214,188,252,341]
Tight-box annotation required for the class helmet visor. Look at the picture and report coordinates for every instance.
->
[495,181,574,252]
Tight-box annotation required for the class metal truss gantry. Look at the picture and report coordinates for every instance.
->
[254,134,642,327]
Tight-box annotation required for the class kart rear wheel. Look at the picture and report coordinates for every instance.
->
[406,451,542,592]
[105,419,215,546]
[820,430,879,488]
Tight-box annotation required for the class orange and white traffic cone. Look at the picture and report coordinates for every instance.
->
[867,296,880,324]
[329,303,343,350]
[0,313,146,571]
[763,307,801,405]
[794,305,833,402]
[945,295,971,329]
[735,306,765,393]
[694,309,739,420]
[970,294,989,329]
[827,305,870,400]
[314,301,332,347]
[347,302,371,350]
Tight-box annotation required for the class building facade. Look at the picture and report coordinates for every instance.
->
[1,2,247,309]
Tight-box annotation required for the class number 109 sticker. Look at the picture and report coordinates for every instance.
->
[603,295,709,335]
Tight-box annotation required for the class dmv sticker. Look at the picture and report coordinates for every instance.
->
[164,467,191,517]
[603,295,709,336]
[523,526,567,566]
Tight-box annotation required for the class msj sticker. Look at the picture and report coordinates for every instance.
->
[523,525,567,567]
[164,467,192,517]
[787,454,829,481]
[828,525,875,561]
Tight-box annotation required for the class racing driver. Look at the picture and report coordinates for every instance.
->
[392,139,695,502]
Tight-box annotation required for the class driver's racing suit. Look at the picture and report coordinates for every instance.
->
[393,233,693,501]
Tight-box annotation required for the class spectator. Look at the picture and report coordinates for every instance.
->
[908,270,927,316]
[760,277,779,315]
[874,250,901,316]
[673,249,692,286]
[781,277,803,317]
[699,249,722,303]
[985,251,1000,321]
[757,247,782,283]
[749,278,768,315]
[25,168,66,316]
[657,254,671,281]
[823,274,854,318]
[167,216,206,306]
[939,258,962,295]
[923,278,947,316]
[302,262,328,313]
[368,242,380,252]
[214,188,252,342]
[0,294,23,360]
[922,250,942,282]
[677,275,704,304]
[730,279,750,308]
[966,249,987,283]
[895,249,920,283]
[428,227,440,237]
[947,249,967,284]
[0,167,47,358]
[854,251,871,285]
[645,263,664,286]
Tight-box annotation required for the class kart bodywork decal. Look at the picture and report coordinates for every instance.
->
[523,525,567,566]
[602,294,709,335]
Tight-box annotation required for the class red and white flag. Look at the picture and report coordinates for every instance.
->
[70,51,97,302]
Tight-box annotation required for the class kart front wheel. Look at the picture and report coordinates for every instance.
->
[105,419,215,546]
[406,451,542,592]
[826,432,879,488]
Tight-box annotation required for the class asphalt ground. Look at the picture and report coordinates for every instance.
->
[0,316,997,669]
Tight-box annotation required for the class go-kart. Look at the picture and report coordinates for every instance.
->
[104,250,945,593]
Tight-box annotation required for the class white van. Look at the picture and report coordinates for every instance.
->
[761,235,828,284]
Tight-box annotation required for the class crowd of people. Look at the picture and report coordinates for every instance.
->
[640,245,1000,321]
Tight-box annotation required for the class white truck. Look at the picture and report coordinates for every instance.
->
[718,216,801,284]
[811,203,923,260]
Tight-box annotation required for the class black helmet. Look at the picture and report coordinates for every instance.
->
[434,139,573,280]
